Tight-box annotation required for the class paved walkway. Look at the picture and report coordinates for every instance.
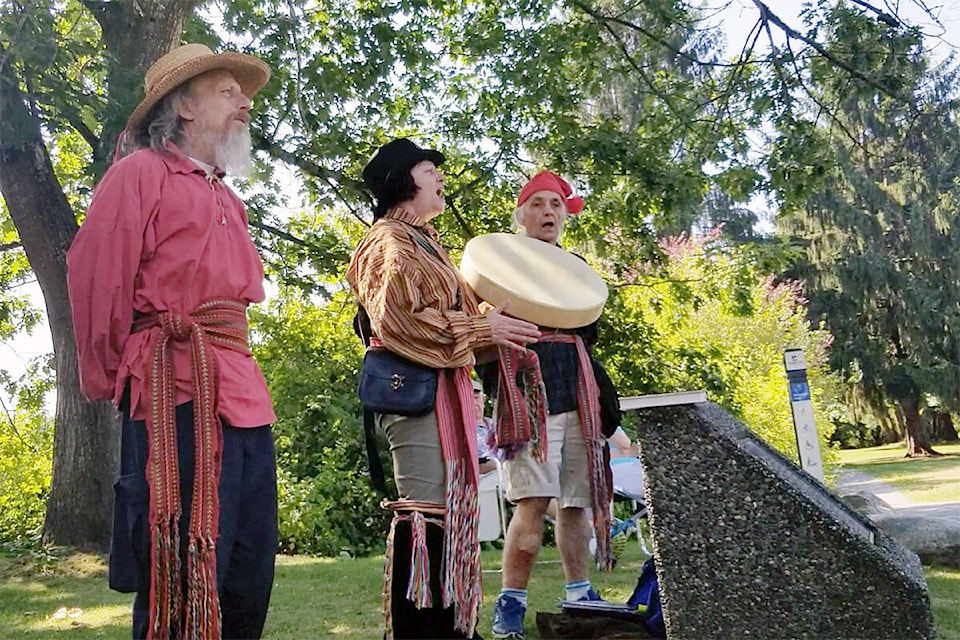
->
[835,469,960,524]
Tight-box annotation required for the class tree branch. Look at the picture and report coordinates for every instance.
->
[751,0,915,110]
[571,0,739,69]
[248,218,310,247]
[848,0,899,28]
[251,132,369,223]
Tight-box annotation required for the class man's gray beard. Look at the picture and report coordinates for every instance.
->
[215,128,254,179]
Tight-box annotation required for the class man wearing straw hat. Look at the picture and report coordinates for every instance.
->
[67,43,277,640]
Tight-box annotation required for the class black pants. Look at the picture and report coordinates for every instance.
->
[110,402,277,640]
[389,516,481,639]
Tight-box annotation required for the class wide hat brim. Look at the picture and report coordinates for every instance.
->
[126,49,270,135]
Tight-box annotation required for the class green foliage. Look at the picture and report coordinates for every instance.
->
[774,5,960,432]
[0,205,41,341]
[250,288,388,555]
[607,231,839,466]
[276,466,387,557]
[0,359,54,544]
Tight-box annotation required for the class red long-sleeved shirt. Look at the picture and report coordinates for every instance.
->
[66,146,276,427]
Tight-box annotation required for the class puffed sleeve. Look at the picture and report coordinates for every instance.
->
[348,223,492,369]
[66,155,158,401]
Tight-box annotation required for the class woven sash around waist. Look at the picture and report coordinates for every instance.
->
[132,298,251,640]
[496,331,613,572]
[367,337,481,637]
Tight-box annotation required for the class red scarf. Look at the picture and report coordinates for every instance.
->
[495,333,614,571]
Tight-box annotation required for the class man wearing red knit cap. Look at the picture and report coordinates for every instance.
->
[486,172,610,639]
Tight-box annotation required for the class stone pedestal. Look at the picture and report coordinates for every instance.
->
[633,402,936,639]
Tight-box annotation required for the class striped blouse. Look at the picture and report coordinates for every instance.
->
[347,207,493,368]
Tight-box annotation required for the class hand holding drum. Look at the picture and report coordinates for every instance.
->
[485,299,541,351]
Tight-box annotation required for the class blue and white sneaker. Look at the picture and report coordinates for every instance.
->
[492,594,526,638]
[576,587,605,603]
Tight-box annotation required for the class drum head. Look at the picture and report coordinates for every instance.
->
[460,233,608,328]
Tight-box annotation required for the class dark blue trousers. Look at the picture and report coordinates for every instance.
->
[109,402,277,640]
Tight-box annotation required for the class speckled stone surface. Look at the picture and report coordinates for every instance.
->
[633,402,936,640]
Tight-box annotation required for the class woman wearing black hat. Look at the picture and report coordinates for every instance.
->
[347,139,540,639]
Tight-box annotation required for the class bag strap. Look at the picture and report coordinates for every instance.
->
[363,408,391,497]
[356,304,394,497]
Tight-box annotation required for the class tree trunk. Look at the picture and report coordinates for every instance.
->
[83,0,201,171]
[900,396,940,458]
[877,410,901,444]
[0,57,120,549]
[927,410,959,443]
[0,0,198,549]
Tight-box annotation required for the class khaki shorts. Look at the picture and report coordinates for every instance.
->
[381,411,445,505]
[503,409,591,509]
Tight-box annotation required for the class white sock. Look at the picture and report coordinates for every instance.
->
[564,580,591,601]
[500,588,527,607]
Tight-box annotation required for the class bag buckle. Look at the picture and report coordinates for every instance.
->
[391,373,405,390]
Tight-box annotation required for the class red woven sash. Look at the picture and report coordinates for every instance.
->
[502,333,614,572]
[493,347,548,461]
[133,298,251,640]
[378,364,482,637]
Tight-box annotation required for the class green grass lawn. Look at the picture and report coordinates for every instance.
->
[4,444,960,639]
[836,441,960,503]
[2,538,958,639]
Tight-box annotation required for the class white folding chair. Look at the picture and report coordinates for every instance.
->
[477,458,508,542]
[611,455,651,555]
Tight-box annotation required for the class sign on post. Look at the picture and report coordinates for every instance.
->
[783,349,824,483]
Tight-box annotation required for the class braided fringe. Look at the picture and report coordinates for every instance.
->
[441,458,482,636]
[383,517,398,640]
[406,512,432,608]
[494,347,548,462]
[150,518,182,639]
[139,299,245,640]
[184,537,220,640]
[588,437,614,572]
[435,368,481,637]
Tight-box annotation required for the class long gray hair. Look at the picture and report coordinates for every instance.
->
[123,85,189,156]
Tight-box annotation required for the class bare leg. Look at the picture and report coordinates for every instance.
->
[556,506,591,583]
[501,497,550,589]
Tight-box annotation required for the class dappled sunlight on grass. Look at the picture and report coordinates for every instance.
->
[926,568,960,640]
[2,544,958,638]
[21,602,129,635]
[1,553,130,639]
[838,442,960,464]
[838,443,960,503]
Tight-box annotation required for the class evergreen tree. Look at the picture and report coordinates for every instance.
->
[775,5,960,456]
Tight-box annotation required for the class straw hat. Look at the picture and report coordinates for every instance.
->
[126,43,271,134]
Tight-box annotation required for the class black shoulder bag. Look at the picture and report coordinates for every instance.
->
[354,306,438,495]
[358,348,438,416]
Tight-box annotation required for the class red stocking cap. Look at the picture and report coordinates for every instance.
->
[516,171,585,214]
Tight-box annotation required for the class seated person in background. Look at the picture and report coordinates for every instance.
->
[608,426,645,501]
[608,426,639,459]
[474,377,499,475]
